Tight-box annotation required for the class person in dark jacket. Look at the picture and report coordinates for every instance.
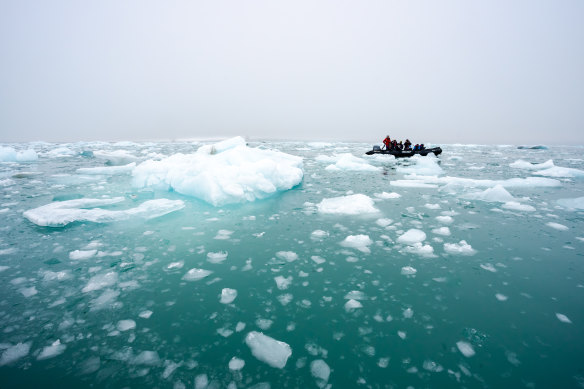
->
[404,139,412,150]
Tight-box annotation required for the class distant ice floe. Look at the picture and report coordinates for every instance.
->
[220,288,238,304]
[93,149,138,165]
[37,339,66,360]
[340,234,373,253]
[456,341,475,357]
[182,268,213,281]
[546,222,569,231]
[510,159,555,170]
[23,197,184,227]
[374,192,401,199]
[245,331,292,369]
[0,342,31,366]
[344,299,363,311]
[317,194,378,215]
[316,153,380,171]
[397,229,426,245]
[132,137,303,206]
[311,359,331,386]
[502,202,536,212]
[556,313,572,323]
[401,266,417,276]
[393,176,561,191]
[0,147,38,162]
[76,163,136,175]
[557,196,584,210]
[463,185,515,203]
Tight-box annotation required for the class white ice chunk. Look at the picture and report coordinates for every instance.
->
[397,229,426,245]
[432,227,451,236]
[194,374,208,389]
[464,185,515,203]
[93,149,138,165]
[182,268,213,281]
[480,263,497,272]
[397,155,444,176]
[207,251,228,264]
[317,194,378,215]
[19,286,38,297]
[310,359,331,383]
[556,313,572,323]
[229,357,245,371]
[376,218,393,227]
[69,249,97,260]
[495,293,508,301]
[245,331,292,369]
[276,251,298,262]
[24,197,185,227]
[456,341,475,357]
[340,234,373,253]
[37,339,66,360]
[322,153,380,171]
[82,272,118,293]
[436,215,453,224]
[404,242,435,257]
[502,202,536,212]
[534,166,584,178]
[117,319,136,331]
[510,159,554,170]
[444,240,476,256]
[344,290,366,300]
[0,147,38,162]
[139,310,153,319]
[274,275,293,290]
[132,351,160,365]
[344,299,363,311]
[546,222,569,231]
[0,342,31,366]
[374,192,401,199]
[401,266,417,276]
[220,288,238,304]
[311,230,329,239]
[132,137,303,206]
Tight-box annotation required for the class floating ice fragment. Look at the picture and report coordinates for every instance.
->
[546,222,569,231]
[390,180,439,188]
[556,313,572,323]
[401,266,417,276]
[317,194,378,215]
[117,320,136,331]
[245,331,292,369]
[344,290,366,300]
[139,310,153,319]
[166,261,184,270]
[432,227,451,236]
[403,308,414,319]
[311,230,329,239]
[376,218,393,227]
[444,240,476,256]
[510,159,554,170]
[132,351,160,366]
[502,202,536,212]
[276,251,298,262]
[436,215,453,224]
[464,185,515,203]
[0,342,31,366]
[375,192,401,199]
[94,149,138,165]
[397,331,406,339]
[397,155,444,176]
[82,272,118,293]
[557,197,584,210]
[495,294,508,301]
[404,242,435,257]
[310,359,331,384]
[229,357,245,370]
[132,137,304,206]
[274,276,293,290]
[0,265,9,272]
[0,147,38,162]
[207,251,228,264]
[182,268,213,281]
[69,249,97,260]
[90,289,120,311]
[344,299,363,311]
[76,163,136,175]
[456,341,475,357]
[220,288,238,304]
[194,374,208,389]
[397,229,426,245]
[323,153,380,171]
[480,263,497,272]
[340,234,373,253]
[534,166,584,178]
[37,339,66,360]
[19,286,38,297]
[311,256,326,264]
[24,197,185,227]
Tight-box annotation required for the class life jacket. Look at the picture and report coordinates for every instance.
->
[383,137,391,146]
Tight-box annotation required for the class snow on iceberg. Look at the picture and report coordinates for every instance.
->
[0,147,38,162]
[23,197,184,227]
[132,137,303,206]
[245,331,292,369]
[317,194,378,215]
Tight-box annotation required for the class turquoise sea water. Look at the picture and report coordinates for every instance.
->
[0,141,583,388]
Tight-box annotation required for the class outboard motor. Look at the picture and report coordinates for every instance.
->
[373,145,381,152]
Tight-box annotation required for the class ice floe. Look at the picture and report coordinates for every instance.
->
[397,229,426,245]
[0,342,32,366]
[245,331,292,368]
[274,276,293,290]
[444,240,476,255]
[207,251,228,264]
[456,341,475,357]
[401,266,417,276]
[546,222,569,231]
[340,234,373,253]
[132,137,304,206]
[534,166,584,178]
[220,288,238,304]
[82,272,118,293]
[76,163,136,175]
[0,147,38,162]
[374,192,401,199]
[510,159,554,170]
[37,339,66,360]
[276,251,298,262]
[117,319,137,331]
[182,268,213,281]
[229,357,245,370]
[432,227,451,236]
[344,299,363,311]
[556,313,572,323]
[317,153,380,171]
[396,155,444,176]
[557,196,584,210]
[24,197,185,227]
[316,194,378,215]
[310,359,331,385]
[502,202,536,212]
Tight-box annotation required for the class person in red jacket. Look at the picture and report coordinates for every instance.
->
[382,135,391,150]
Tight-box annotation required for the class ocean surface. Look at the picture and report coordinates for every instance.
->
[0,140,583,388]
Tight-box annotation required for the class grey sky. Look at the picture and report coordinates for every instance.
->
[1,0,583,144]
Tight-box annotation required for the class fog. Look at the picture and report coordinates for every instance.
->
[1,0,583,144]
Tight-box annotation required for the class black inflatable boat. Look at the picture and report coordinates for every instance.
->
[365,146,442,158]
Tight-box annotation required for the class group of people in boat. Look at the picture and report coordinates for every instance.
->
[382,135,425,151]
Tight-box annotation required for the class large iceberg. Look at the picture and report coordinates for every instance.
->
[23,197,185,227]
[132,137,304,206]
[0,147,38,162]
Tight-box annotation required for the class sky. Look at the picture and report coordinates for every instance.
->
[1,0,583,144]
